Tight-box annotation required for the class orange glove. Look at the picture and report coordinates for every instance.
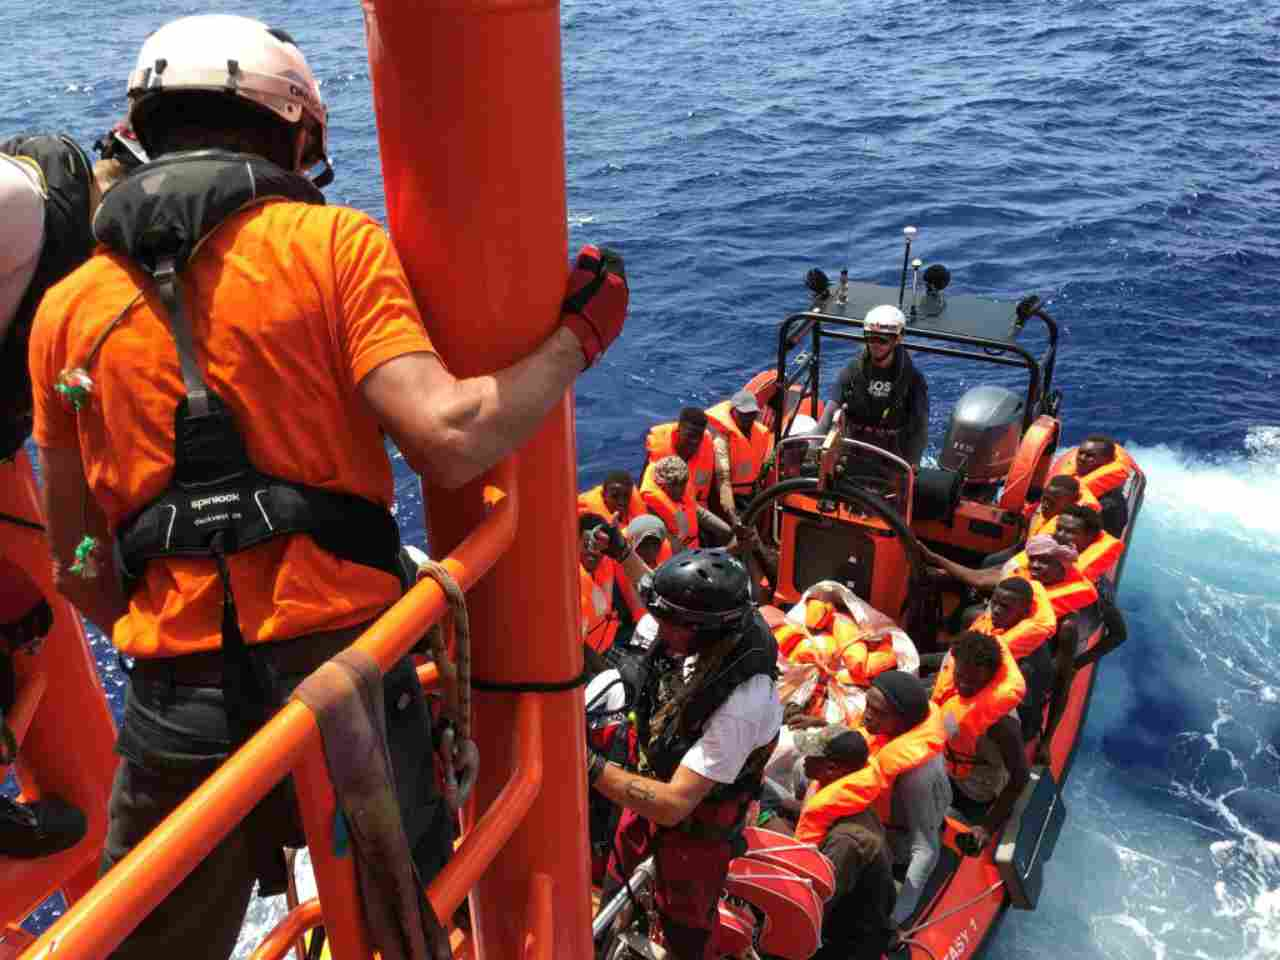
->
[561,245,628,368]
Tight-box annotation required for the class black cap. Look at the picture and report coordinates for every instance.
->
[870,670,930,727]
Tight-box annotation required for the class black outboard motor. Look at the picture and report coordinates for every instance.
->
[940,385,1024,490]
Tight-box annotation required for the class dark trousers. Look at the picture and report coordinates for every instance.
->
[813,810,895,960]
[103,632,448,960]
[1017,642,1054,741]
[605,808,733,960]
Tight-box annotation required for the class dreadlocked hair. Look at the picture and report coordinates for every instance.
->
[649,627,744,741]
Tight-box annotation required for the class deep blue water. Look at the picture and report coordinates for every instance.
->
[4,0,1279,957]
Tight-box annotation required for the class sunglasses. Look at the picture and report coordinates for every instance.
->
[865,333,895,345]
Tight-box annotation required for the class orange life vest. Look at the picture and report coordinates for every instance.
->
[1051,445,1136,499]
[794,704,947,845]
[705,400,774,496]
[776,610,896,687]
[1076,530,1124,583]
[638,470,699,551]
[969,579,1057,659]
[577,484,646,525]
[580,559,620,654]
[932,642,1025,781]
[1039,566,1098,618]
[644,422,716,504]
[1024,486,1101,538]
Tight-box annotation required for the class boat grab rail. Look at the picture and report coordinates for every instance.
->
[21,459,526,960]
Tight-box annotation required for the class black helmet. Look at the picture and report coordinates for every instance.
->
[640,549,752,630]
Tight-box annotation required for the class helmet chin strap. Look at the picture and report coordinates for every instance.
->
[293,128,333,188]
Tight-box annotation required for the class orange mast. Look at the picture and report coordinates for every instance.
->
[364,3,592,959]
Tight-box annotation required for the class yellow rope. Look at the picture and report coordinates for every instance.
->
[414,558,471,741]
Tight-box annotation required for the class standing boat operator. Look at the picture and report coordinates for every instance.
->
[27,14,628,960]
[816,304,929,468]
[591,548,783,960]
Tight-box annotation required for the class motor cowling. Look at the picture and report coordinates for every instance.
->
[940,385,1024,482]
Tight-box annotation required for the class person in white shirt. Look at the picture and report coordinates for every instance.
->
[589,548,782,960]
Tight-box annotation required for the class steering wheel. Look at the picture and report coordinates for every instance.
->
[739,475,935,639]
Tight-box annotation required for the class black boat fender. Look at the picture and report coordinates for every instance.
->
[993,764,1067,910]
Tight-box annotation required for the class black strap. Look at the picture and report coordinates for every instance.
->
[471,668,589,694]
[0,511,43,532]
[154,258,211,416]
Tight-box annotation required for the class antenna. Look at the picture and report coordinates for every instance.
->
[898,225,917,308]
[909,257,923,318]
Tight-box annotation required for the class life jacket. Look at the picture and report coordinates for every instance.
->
[639,468,699,551]
[1038,566,1098,619]
[577,483,646,525]
[1051,445,1136,499]
[1024,486,1101,538]
[644,422,716,504]
[580,559,620,654]
[0,134,95,458]
[96,151,401,739]
[636,612,779,836]
[932,642,1025,782]
[778,611,895,688]
[705,400,773,496]
[1076,530,1124,584]
[969,579,1057,660]
[793,704,947,846]
[838,347,921,456]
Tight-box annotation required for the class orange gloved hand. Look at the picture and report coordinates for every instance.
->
[561,244,628,368]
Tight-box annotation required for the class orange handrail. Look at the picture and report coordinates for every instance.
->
[21,460,518,960]
[250,693,544,960]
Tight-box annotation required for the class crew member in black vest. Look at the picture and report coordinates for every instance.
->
[815,303,929,467]
[592,549,783,959]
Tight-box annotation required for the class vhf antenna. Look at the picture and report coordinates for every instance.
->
[838,221,856,306]
[898,225,917,308]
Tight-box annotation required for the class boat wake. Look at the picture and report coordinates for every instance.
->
[991,431,1280,960]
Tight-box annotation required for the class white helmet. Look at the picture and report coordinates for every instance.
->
[126,15,329,181]
[863,304,906,337]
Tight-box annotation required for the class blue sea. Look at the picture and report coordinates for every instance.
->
[4,1,1279,957]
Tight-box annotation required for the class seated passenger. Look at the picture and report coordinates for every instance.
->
[814,304,929,468]
[578,469,646,525]
[626,513,673,570]
[931,632,1030,851]
[795,672,947,958]
[969,577,1056,740]
[642,407,717,506]
[1024,473,1100,540]
[578,515,652,660]
[706,389,774,525]
[640,454,735,551]
[1052,434,1136,537]
[1053,503,1124,585]
[1019,537,1098,764]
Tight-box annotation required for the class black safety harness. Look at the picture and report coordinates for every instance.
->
[635,612,779,844]
[94,151,403,893]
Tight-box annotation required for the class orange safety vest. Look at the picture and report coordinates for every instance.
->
[639,470,699,551]
[932,643,1026,782]
[705,400,774,496]
[794,704,947,845]
[1051,445,1136,499]
[969,579,1057,659]
[1076,530,1124,584]
[580,559,620,654]
[1040,567,1098,618]
[644,422,716,505]
[1025,486,1101,538]
[577,484,646,525]
[775,614,896,687]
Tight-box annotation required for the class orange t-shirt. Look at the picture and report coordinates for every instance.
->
[29,200,437,657]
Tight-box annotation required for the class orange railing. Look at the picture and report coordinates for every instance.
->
[21,459,526,960]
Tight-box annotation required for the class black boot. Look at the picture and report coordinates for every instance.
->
[0,794,86,859]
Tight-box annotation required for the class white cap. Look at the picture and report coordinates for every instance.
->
[0,155,46,342]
